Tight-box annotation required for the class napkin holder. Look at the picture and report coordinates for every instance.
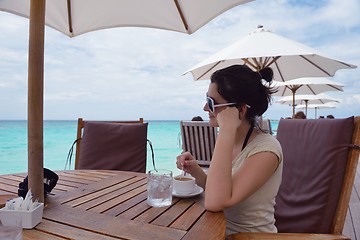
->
[0,202,44,229]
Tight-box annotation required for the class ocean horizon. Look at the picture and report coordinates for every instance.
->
[0,120,278,176]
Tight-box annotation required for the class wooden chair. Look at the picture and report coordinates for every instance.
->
[74,118,147,172]
[260,118,273,135]
[228,116,360,240]
[180,121,218,167]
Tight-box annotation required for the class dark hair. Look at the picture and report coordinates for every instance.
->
[210,64,277,126]
[294,111,306,119]
[192,116,203,121]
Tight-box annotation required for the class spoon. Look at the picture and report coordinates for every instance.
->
[180,164,186,180]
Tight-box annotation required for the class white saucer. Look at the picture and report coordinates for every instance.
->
[172,185,204,198]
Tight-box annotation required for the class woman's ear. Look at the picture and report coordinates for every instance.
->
[238,104,247,119]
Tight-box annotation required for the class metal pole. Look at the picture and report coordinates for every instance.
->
[292,90,295,118]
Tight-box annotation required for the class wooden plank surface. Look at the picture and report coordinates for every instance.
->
[43,205,186,240]
[182,210,226,240]
[7,165,360,240]
[227,233,350,240]
[24,219,119,240]
[170,200,206,230]
[0,170,225,240]
[104,191,148,217]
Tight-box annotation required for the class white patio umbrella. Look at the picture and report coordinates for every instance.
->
[0,0,253,202]
[272,77,344,116]
[296,102,338,119]
[183,25,356,81]
[0,0,253,36]
[276,93,339,117]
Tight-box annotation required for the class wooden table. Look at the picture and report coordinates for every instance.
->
[0,170,225,240]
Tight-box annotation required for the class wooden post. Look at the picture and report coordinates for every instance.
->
[28,0,46,203]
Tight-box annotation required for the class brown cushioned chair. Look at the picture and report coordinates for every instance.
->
[228,116,360,240]
[74,118,147,173]
[180,120,218,167]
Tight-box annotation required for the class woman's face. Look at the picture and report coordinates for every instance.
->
[203,83,228,127]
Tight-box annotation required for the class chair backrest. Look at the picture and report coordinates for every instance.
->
[74,118,147,172]
[260,118,272,135]
[274,116,360,234]
[180,121,218,167]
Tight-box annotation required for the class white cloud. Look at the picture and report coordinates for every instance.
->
[45,91,93,101]
[320,0,360,27]
[342,94,360,105]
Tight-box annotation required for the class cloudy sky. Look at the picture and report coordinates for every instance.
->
[0,0,359,121]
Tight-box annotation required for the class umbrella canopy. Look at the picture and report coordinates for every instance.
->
[0,0,253,202]
[296,102,338,119]
[272,77,344,116]
[0,0,253,36]
[183,25,356,81]
[276,93,339,117]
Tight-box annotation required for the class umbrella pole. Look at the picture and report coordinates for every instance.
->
[28,0,45,203]
[292,90,295,118]
[305,100,308,117]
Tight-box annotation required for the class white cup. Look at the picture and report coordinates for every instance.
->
[173,175,196,194]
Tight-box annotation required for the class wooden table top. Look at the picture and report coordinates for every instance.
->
[0,170,225,240]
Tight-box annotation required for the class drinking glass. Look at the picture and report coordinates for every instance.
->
[147,169,173,207]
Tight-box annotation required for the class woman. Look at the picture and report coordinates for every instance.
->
[176,65,283,235]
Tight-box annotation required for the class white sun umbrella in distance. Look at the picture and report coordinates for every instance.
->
[296,102,338,119]
[183,25,356,81]
[0,0,254,202]
[272,77,344,116]
[275,93,339,117]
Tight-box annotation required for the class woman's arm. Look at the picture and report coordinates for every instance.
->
[206,150,279,211]
[204,120,236,211]
[204,107,279,211]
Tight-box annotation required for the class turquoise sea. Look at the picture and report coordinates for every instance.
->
[0,120,278,176]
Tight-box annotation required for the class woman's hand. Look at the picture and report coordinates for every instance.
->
[216,106,242,131]
[176,151,207,188]
[176,152,198,174]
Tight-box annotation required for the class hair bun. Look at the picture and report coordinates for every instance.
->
[259,67,273,83]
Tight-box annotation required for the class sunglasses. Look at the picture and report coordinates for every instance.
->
[206,96,236,113]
